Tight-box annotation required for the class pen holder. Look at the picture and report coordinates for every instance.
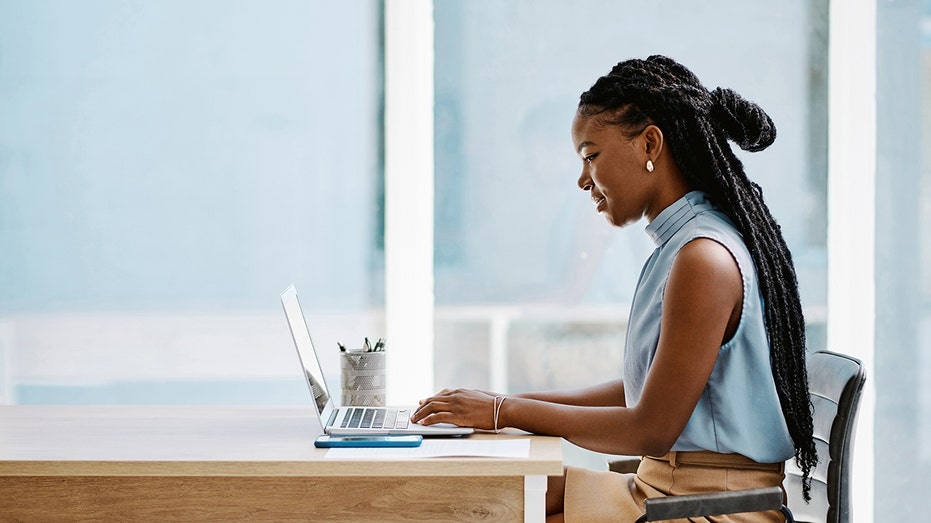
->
[340,351,386,407]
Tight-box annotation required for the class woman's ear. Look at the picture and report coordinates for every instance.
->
[641,125,664,161]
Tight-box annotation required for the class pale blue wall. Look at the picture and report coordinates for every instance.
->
[0,0,382,313]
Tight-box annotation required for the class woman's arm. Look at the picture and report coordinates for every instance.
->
[514,379,625,407]
[412,239,742,457]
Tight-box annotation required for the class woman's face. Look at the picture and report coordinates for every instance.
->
[571,112,654,228]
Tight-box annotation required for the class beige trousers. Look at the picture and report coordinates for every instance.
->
[564,450,787,523]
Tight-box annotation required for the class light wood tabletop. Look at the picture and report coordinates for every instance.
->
[0,405,563,522]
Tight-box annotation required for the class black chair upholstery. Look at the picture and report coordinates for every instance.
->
[609,350,866,522]
[784,350,866,523]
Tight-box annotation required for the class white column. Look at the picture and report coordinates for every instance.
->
[489,314,510,394]
[828,2,875,521]
[524,475,548,523]
[384,0,435,405]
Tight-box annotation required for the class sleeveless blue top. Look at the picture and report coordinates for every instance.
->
[624,191,794,463]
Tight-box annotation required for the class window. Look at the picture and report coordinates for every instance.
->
[432,0,829,467]
[874,1,931,519]
[0,0,384,404]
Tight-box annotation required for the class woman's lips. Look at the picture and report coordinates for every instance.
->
[593,195,606,212]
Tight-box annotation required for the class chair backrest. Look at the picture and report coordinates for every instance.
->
[784,350,866,523]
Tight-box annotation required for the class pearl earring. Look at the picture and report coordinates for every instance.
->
[646,160,655,173]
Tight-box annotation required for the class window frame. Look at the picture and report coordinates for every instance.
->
[827,1,875,519]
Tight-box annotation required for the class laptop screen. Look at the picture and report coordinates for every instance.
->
[280,284,332,417]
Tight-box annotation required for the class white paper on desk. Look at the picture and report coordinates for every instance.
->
[324,438,531,459]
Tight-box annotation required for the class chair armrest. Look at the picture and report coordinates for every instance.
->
[607,458,641,474]
[637,486,791,522]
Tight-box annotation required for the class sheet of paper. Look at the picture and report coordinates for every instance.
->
[323,438,531,459]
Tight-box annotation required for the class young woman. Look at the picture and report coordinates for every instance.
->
[411,55,816,522]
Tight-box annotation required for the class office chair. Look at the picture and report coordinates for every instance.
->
[608,350,866,522]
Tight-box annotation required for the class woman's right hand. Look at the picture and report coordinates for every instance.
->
[410,388,502,430]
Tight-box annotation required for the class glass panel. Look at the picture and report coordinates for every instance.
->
[874,0,931,519]
[0,0,383,405]
[434,0,828,467]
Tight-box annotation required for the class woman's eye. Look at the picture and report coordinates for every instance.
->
[585,154,597,164]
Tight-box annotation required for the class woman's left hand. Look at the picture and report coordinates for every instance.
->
[410,388,501,430]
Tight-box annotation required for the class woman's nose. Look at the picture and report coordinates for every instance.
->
[578,172,593,191]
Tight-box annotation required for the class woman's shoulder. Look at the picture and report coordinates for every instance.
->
[683,205,753,264]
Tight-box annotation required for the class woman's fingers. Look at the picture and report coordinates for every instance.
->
[411,396,452,423]
[416,410,457,426]
[411,389,497,429]
[416,388,453,407]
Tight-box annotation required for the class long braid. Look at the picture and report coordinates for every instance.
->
[580,55,817,501]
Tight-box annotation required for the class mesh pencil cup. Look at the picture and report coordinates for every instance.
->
[340,351,386,407]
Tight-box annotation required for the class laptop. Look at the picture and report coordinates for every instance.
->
[280,284,473,437]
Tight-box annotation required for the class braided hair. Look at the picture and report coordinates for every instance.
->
[579,55,817,500]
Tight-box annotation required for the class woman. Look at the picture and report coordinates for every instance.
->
[411,55,816,522]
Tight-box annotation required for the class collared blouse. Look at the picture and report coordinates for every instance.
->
[623,190,795,463]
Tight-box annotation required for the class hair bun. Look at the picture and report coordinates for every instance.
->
[710,87,776,152]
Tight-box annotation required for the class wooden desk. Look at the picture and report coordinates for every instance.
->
[0,406,563,522]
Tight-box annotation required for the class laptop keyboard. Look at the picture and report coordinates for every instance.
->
[339,408,410,430]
